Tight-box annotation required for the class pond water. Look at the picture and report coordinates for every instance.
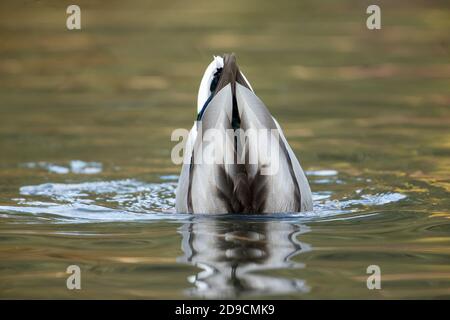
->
[0,0,449,299]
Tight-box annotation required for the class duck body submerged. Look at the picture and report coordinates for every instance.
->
[176,54,312,214]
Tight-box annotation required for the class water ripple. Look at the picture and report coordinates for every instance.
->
[0,170,407,223]
[21,160,102,175]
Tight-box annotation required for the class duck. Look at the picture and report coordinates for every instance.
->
[175,53,312,214]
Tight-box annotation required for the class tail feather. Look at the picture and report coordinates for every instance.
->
[232,170,251,212]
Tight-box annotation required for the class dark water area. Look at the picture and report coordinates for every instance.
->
[0,0,449,298]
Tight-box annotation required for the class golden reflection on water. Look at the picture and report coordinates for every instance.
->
[0,0,449,298]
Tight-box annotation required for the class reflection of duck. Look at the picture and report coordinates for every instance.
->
[176,54,312,214]
[177,219,311,298]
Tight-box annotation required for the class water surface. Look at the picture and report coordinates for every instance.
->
[0,0,449,299]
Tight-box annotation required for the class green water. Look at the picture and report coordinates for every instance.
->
[0,0,449,299]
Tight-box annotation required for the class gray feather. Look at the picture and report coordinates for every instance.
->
[175,58,313,214]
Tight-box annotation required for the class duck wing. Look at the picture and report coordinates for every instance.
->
[235,83,313,212]
[176,84,236,213]
[175,122,197,213]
